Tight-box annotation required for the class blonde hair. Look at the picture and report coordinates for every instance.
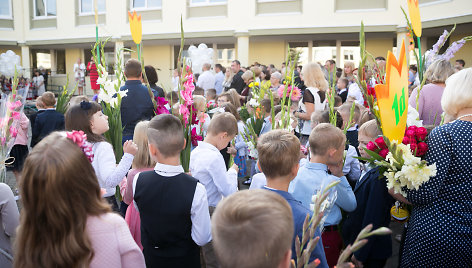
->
[241,70,254,83]
[132,121,155,169]
[212,189,293,268]
[15,132,110,268]
[302,63,328,91]
[425,58,454,84]
[193,95,207,112]
[207,112,238,136]
[147,114,185,158]
[42,92,56,107]
[343,61,355,76]
[309,123,346,156]
[224,68,235,83]
[441,67,472,117]
[338,102,361,124]
[257,129,300,178]
[358,119,382,139]
[228,88,242,108]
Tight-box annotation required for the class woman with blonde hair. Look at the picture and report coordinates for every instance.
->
[408,59,455,126]
[222,67,235,92]
[293,62,328,144]
[342,61,356,84]
[15,132,145,268]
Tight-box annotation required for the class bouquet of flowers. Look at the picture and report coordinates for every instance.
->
[56,75,78,114]
[355,22,437,198]
[92,39,128,163]
[0,69,25,182]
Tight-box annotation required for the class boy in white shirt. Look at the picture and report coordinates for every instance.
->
[190,112,239,267]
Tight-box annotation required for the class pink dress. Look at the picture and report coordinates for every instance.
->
[124,168,154,250]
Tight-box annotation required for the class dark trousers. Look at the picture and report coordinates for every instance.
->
[201,206,219,268]
[363,258,387,268]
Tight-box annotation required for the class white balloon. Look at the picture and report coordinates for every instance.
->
[0,50,23,77]
[188,43,213,74]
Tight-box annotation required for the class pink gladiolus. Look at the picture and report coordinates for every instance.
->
[191,127,203,146]
[11,111,20,121]
[155,97,170,115]
[180,89,193,106]
[9,126,18,138]
[7,100,22,111]
[179,104,190,125]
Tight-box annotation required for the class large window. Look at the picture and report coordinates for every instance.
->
[80,0,106,15]
[131,0,162,10]
[190,0,226,6]
[0,0,12,19]
[34,0,56,18]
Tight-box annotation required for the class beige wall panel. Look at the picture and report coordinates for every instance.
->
[365,38,393,61]
[249,41,286,68]
[131,45,173,90]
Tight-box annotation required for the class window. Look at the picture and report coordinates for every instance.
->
[0,0,12,19]
[80,0,106,15]
[131,0,162,10]
[190,0,227,6]
[344,50,354,61]
[34,0,56,18]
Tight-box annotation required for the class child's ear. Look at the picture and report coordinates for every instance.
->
[291,163,300,177]
[148,143,158,157]
[256,160,262,172]
[182,138,187,150]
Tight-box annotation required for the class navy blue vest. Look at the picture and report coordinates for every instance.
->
[134,171,200,267]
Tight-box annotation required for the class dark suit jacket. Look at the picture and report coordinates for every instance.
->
[120,80,155,136]
[346,129,359,149]
[342,167,394,263]
[31,109,65,147]
[230,70,245,94]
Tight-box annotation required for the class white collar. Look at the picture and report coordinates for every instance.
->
[338,88,347,94]
[154,162,184,176]
[198,141,219,152]
[347,124,358,131]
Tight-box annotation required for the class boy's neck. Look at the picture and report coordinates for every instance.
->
[310,155,329,165]
[126,77,141,81]
[203,135,218,148]
[45,106,54,109]
[155,155,181,166]
[266,175,292,192]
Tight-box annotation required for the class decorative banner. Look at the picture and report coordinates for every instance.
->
[128,11,142,45]
[407,0,422,37]
[375,40,409,143]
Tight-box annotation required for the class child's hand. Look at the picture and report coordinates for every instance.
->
[231,164,239,173]
[227,146,237,156]
[328,161,344,178]
[123,140,138,156]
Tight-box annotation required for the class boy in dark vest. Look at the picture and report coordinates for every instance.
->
[133,114,212,268]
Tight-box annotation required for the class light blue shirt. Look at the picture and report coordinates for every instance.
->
[289,162,357,226]
[214,71,225,94]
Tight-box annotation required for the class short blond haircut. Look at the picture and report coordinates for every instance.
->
[42,92,56,107]
[358,119,382,139]
[302,62,328,91]
[258,130,300,178]
[425,58,454,84]
[309,123,346,156]
[207,112,238,136]
[212,190,293,268]
[133,121,156,169]
[147,114,184,158]
[241,70,254,83]
[193,95,206,112]
[442,67,472,117]
[338,102,361,123]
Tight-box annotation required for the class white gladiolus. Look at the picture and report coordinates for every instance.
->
[248,98,260,108]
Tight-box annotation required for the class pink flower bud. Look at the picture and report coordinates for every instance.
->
[379,149,389,159]
[375,137,387,150]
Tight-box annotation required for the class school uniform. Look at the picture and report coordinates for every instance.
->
[342,167,394,267]
[346,125,359,152]
[31,108,64,147]
[338,88,348,103]
[133,163,211,268]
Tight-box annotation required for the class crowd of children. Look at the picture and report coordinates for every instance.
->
[3,56,472,268]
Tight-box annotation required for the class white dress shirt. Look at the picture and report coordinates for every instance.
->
[133,162,212,246]
[249,173,267,190]
[92,142,134,197]
[347,83,364,105]
[196,70,216,92]
[190,141,238,207]
[214,71,225,94]
[343,145,361,181]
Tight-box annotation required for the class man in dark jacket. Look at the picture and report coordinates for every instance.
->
[120,59,155,143]
[229,60,245,94]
